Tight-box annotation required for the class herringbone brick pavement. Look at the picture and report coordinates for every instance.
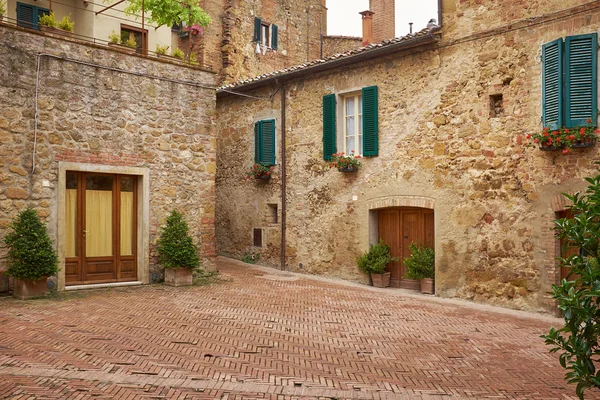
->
[0,257,597,399]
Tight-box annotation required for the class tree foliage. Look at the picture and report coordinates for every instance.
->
[156,210,200,270]
[124,0,211,29]
[4,208,58,281]
[543,174,600,399]
[357,239,397,275]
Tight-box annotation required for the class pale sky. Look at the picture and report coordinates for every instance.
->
[326,0,438,38]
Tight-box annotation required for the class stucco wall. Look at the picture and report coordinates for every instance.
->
[0,26,217,285]
[216,0,600,313]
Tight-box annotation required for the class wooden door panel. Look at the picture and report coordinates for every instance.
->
[119,258,136,280]
[424,211,434,248]
[400,211,422,290]
[65,259,80,283]
[378,209,400,285]
[84,258,116,281]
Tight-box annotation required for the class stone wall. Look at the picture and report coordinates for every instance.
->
[216,0,600,313]
[0,26,217,284]
[322,36,362,58]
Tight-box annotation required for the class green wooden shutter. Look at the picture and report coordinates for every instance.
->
[253,17,261,42]
[271,25,278,50]
[322,94,336,161]
[362,86,379,157]
[565,33,598,127]
[261,119,276,165]
[542,39,564,130]
[17,3,34,29]
[254,122,261,163]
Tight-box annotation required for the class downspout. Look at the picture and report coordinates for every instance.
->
[279,81,287,271]
[438,0,443,28]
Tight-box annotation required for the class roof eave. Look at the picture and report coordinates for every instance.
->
[217,31,441,97]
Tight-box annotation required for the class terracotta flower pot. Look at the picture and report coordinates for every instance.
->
[420,278,435,295]
[371,272,391,288]
[164,268,193,287]
[13,277,48,300]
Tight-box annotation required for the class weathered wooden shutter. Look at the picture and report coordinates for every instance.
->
[17,3,34,29]
[322,94,336,161]
[254,122,261,163]
[261,119,276,165]
[253,17,261,42]
[565,33,598,127]
[362,86,379,157]
[542,39,564,130]
[271,25,279,50]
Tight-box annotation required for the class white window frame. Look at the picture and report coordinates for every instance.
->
[260,23,270,48]
[341,92,363,156]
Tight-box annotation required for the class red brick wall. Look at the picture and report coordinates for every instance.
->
[370,0,396,42]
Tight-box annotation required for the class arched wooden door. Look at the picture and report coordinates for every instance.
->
[378,207,434,289]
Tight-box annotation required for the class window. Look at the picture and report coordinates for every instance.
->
[542,33,597,129]
[322,86,378,160]
[254,119,276,165]
[343,93,363,155]
[17,2,49,30]
[121,24,148,55]
[253,17,278,50]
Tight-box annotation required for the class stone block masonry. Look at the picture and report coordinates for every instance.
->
[216,0,600,313]
[0,26,218,285]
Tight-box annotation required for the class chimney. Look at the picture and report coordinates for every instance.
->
[359,10,375,47]
[369,0,395,42]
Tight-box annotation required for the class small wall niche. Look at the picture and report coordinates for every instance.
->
[489,94,504,118]
[253,228,263,247]
[267,203,278,224]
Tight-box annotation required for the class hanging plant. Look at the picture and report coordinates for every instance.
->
[528,119,598,154]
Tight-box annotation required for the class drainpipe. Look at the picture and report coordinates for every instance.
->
[279,80,287,271]
[438,0,443,28]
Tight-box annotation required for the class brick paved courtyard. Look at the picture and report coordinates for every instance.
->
[0,257,596,399]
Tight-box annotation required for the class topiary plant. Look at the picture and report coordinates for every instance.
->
[4,208,58,281]
[404,243,435,280]
[357,239,397,275]
[543,174,600,399]
[156,210,200,270]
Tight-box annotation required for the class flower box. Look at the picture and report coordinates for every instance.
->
[571,138,596,148]
[529,120,599,153]
[338,165,358,173]
[539,144,562,151]
[255,173,271,180]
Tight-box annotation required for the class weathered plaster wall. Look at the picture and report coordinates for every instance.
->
[0,26,217,283]
[216,0,600,313]
[322,36,362,58]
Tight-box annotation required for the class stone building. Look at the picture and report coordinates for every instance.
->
[215,0,600,313]
[0,25,217,290]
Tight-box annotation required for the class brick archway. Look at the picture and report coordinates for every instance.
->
[367,196,435,211]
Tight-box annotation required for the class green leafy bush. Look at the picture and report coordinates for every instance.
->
[108,30,120,44]
[543,174,600,399]
[56,15,74,32]
[155,44,169,55]
[156,210,200,270]
[38,12,56,28]
[4,208,58,281]
[171,48,185,60]
[404,243,435,280]
[241,252,260,264]
[357,239,397,275]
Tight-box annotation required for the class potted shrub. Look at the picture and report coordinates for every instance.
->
[357,239,397,288]
[155,43,170,57]
[404,242,435,294]
[329,151,361,172]
[4,208,58,299]
[246,163,274,181]
[156,210,200,286]
[39,13,74,36]
[171,47,185,60]
[107,30,136,53]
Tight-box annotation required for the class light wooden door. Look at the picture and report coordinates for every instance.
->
[65,172,137,285]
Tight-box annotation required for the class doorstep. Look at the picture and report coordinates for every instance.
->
[65,281,142,291]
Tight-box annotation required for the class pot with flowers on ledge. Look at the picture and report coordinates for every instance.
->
[246,163,274,181]
[329,151,362,172]
[528,118,599,154]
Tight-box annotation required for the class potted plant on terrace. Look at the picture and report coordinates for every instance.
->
[329,151,361,172]
[357,239,397,288]
[247,163,274,180]
[404,242,435,294]
[4,208,58,299]
[39,12,74,36]
[156,210,200,287]
[528,119,599,154]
